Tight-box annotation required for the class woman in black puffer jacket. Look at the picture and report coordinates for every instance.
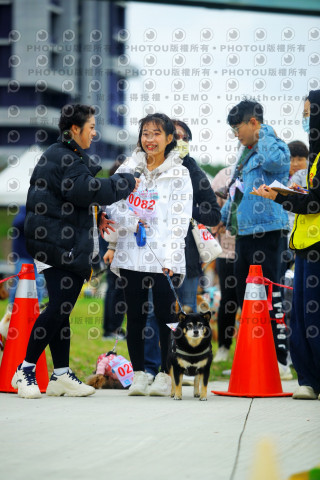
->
[11,104,137,399]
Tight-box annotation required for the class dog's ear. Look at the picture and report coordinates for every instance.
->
[201,311,211,323]
[177,311,187,322]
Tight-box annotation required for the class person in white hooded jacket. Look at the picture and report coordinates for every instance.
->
[104,113,193,396]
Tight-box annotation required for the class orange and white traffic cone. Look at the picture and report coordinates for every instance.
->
[212,265,292,397]
[0,264,48,393]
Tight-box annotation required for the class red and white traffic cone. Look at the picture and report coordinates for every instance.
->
[0,264,48,393]
[212,265,292,397]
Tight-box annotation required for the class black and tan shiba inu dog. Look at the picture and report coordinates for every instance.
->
[168,310,213,401]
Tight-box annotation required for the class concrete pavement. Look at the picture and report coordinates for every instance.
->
[1,380,319,480]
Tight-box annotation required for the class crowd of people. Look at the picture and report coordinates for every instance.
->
[7,89,320,401]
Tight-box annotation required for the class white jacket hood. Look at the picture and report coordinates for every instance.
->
[125,148,183,180]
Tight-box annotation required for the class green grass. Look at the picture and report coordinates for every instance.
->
[0,208,12,237]
[0,207,13,260]
[52,297,132,379]
[0,296,233,381]
[62,297,236,381]
[0,296,295,382]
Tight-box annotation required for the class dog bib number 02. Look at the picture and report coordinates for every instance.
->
[126,189,158,220]
[107,355,134,387]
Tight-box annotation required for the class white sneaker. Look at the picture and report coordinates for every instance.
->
[145,372,155,385]
[278,362,293,381]
[46,369,95,397]
[11,364,42,399]
[128,371,149,396]
[149,372,171,397]
[213,346,230,363]
[182,375,194,386]
[292,385,318,400]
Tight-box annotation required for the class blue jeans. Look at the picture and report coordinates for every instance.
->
[290,255,320,392]
[144,275,199,375]
[9,259,46,305]
[177,275,199,313]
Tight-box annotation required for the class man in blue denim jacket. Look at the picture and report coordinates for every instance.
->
[218,99,292,379]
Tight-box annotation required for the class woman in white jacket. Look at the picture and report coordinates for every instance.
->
[104,113,193,396]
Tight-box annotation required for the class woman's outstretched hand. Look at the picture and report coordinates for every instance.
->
[253,184,278,200]
[99,212,116,238]
[290,183,308,194]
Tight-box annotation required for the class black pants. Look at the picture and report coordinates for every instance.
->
[216,257,239,349]
[119,269,179,373]
[103,268,125,336]
[235,230,288,365]
[25,267,84,368]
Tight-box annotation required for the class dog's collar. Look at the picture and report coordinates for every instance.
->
[175,346,211,357]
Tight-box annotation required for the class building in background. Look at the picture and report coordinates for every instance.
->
[0,0,130,168]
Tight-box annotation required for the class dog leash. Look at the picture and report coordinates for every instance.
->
[164,270,186,315]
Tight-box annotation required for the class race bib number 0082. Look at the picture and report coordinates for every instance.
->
[127,190,158,218]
